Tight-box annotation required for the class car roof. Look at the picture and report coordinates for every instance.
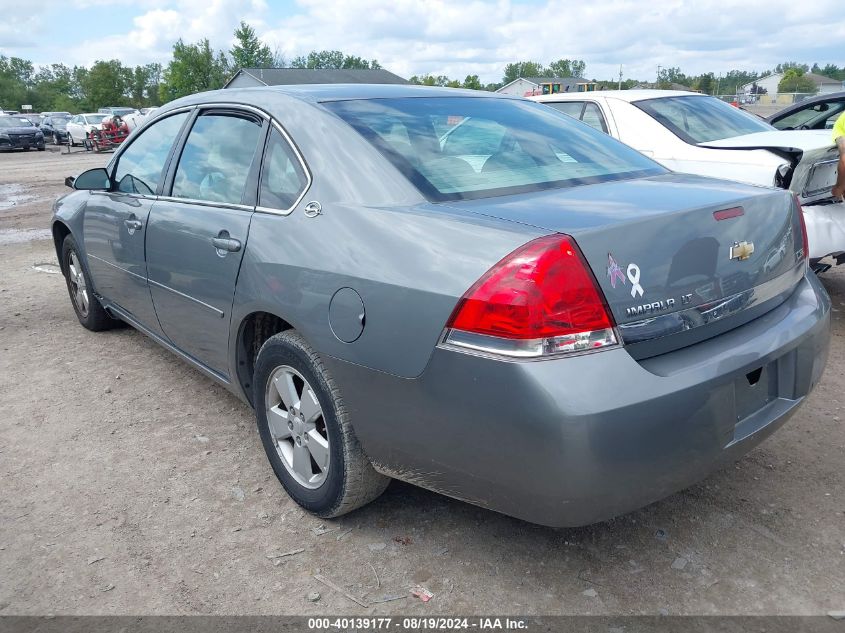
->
[769,90,845,122]
[169,83,516,109]
[531,89,704,103]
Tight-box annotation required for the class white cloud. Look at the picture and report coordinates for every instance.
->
[45,0,267,67]
[261,0,845,82]
[1,0,844,83]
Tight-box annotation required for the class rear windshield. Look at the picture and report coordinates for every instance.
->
[634,95,773,144]
[325,96,665,202]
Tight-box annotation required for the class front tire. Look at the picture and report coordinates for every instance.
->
[254,331,389,517]
[68,133,75,147]
[61,234,115,331]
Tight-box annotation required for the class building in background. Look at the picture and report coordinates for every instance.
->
[224,68,408,89]
[496,77,595,97]
[740,73,844,96]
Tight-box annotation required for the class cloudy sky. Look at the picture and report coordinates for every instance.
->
[1,0,843,83]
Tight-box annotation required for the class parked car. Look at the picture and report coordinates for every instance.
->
[53,85,830,527]
[768,91,845,131]
[530,90,845,268]
[124,107,157,131]
[0,116,45,151]
[41,114,72,144]
[65,113,105,146]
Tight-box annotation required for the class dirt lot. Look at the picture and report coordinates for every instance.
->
[1,149,844,616]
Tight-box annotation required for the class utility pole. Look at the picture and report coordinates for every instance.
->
[657,65,662,88]
[618,65,623,90]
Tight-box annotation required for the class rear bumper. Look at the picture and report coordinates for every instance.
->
[327,272,830,527]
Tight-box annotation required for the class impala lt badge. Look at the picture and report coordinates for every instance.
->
[730,240,754,261]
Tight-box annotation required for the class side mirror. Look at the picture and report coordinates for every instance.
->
[71,167,111,191]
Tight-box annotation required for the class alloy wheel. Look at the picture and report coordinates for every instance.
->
[265,365,330,489]
[67,250,89,317]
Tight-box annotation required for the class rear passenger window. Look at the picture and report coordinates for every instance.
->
[547,102,585,119]
[581,103,608,133]
[172,113,262,205]
[114,112,188,195]
[258,128,308,210]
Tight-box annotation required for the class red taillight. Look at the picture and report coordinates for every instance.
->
[794,194,809,262]
[444,234,617,357]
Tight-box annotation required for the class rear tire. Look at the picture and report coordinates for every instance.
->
[68,133,75,147]
[254,330,389,517]
[61,234,115,332]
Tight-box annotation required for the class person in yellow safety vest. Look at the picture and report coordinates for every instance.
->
[832,111,845,199]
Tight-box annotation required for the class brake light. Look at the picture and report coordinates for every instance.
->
[443,234,617,358]
[794,194,809,263]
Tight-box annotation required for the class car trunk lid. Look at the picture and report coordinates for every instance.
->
[446,173,806,358]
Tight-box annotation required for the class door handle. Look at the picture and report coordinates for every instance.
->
[124,218,143,234]
[211,236,242,253]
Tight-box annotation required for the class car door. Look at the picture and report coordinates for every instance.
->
[83,110,191,337]
[145,108,266,378]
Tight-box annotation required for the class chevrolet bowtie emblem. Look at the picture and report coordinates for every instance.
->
[730,240,754,261]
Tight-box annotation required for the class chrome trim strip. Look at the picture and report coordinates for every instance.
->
[147,278,225,318]
[89,191,157,201]
[617,263,805,345]
[156,196,254,212]
[87,253,146,282]
[253,119,313,216]
[436,327,620,362]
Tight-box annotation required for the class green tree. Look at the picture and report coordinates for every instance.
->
[230,21,274,69]
[818,63,844,81]
[778,68,817,93]
[719,69,760,95]
[290,50,381,69]
[160,38,230,102]
[657,66,690,89]
[462,74,482,90]
[31,63,77,111]
[0,55,33,110]
[546,59,586,78]
[502,61,544,84]
[409,74,458,87]
[775,61,810,74]
[79,60,132,110]
[130,63,163,107]
[695,72,715,95]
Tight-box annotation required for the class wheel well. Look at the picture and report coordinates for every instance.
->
[52,221,71,274]
[236,311,292,405]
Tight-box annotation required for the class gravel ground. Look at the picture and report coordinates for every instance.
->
[1,149,844,616]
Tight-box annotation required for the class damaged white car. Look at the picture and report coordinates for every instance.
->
[531,90,843,271]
